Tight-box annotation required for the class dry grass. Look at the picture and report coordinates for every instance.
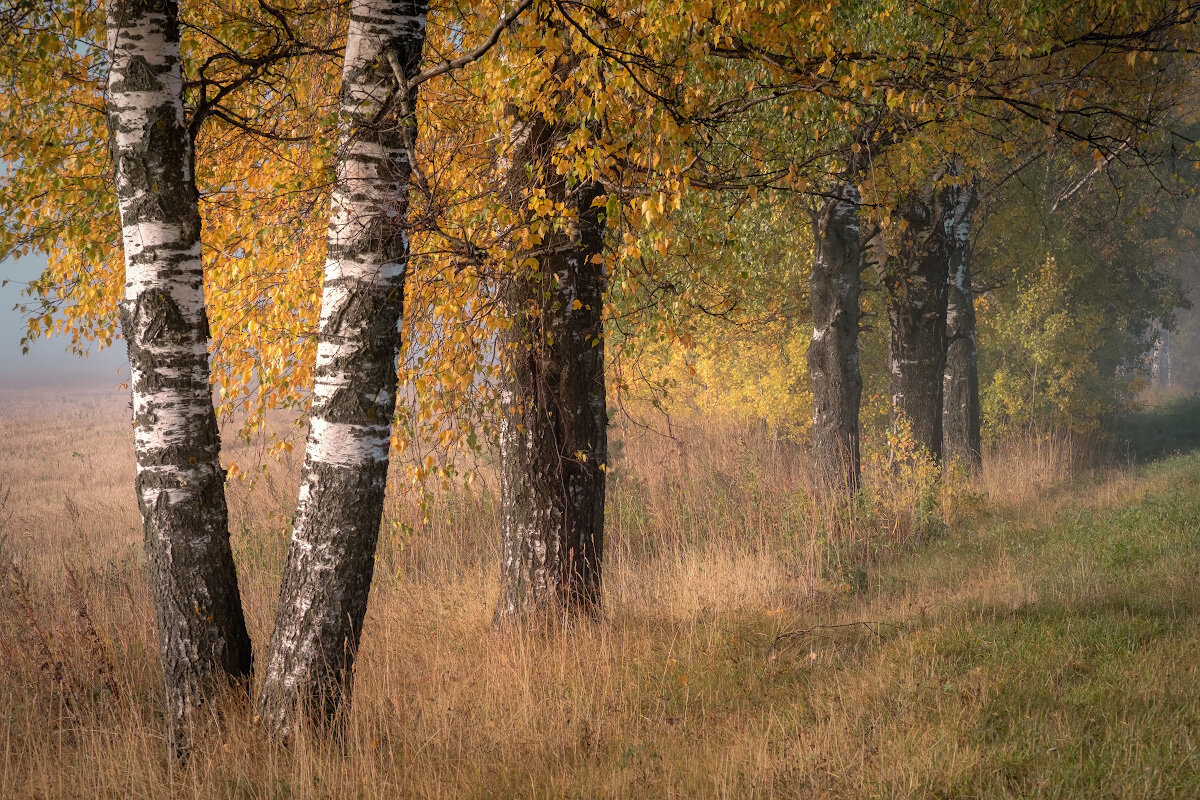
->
[1,390,1197,798]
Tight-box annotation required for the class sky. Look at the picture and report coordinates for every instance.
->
[0,255,128,390]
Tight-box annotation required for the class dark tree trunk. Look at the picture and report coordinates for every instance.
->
[493,111,608,625]
[257,0,427,734]
[807,183,864,493]
[941,185,981,469]
[105,0,252,750]
[882,175,974,461]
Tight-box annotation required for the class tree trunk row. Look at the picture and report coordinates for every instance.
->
[107,0,612,742]
[109,0,984,747]
[808,167,982,489]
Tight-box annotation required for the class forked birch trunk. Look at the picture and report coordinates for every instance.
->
[105,0,252,749]
[941,184,981,469]
[807,183,864,493]
[257,0,427,733]
[493,111,608,625]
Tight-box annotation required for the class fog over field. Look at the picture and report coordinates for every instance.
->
[0,256,127,390]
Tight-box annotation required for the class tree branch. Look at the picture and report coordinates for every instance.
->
[407,0,535,88]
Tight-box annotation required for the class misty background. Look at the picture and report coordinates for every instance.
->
[0,256,127,391]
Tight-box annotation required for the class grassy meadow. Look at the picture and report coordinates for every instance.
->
[1,387,1199,798]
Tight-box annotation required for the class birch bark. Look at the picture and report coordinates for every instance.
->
[807,183,864,493]
[257,0,427,732]
[105,0,252,748]
[941,185,981,469]
[493,110,608,625]
[882,175,972,461]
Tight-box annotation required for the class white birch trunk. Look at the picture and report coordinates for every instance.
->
[105,0,252,752]
[257,0,428,733]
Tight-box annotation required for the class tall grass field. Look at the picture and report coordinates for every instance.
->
[1,387,1198,798]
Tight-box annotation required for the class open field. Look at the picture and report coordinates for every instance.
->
[1,389,1199,798]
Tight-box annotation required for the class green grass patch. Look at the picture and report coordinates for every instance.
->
[1114,392,1200,462]
[770,451,1200,797]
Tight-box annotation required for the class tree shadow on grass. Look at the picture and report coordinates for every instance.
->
[1111,392,1200,462]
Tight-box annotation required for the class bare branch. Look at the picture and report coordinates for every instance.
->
[1050,139,1133,213]
[408,0,535,88]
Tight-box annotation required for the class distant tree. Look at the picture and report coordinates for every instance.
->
[877,167,977,461]
[696,0,1200,469]
[975,157,1192,436]
[942,180,982,468]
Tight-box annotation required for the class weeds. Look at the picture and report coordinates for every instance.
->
[62,565,122,701]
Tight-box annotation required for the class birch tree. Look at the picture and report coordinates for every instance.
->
[807,182,865,491]
[105,0,252,747]
[881,172,976,461]
[493,81,608,624]
[942,182,981,468]
[257,0,428,732]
